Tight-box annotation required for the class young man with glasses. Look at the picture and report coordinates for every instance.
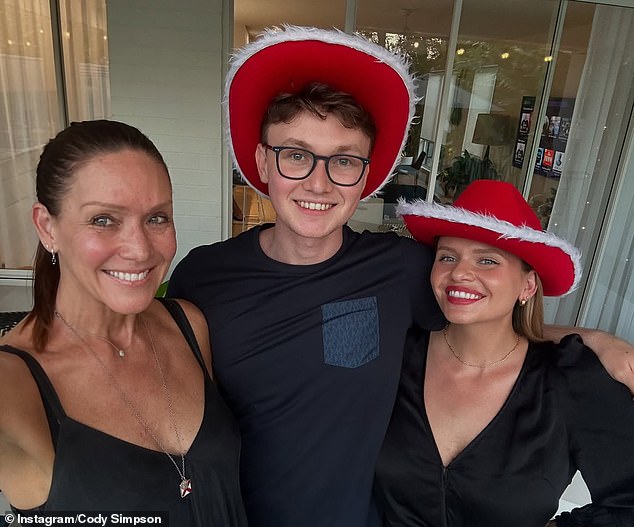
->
[255,82,379,264]
[168,26,634,527]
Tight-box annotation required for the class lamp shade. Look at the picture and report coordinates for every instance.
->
[472,113,511,146]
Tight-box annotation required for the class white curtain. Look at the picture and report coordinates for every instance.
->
[60,0,111,121]
[0,0,58,269]
[0,0,110,270]
[544,4,634,333]
[581,135,634,341]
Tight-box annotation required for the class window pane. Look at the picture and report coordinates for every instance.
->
[354,1,560,232]
[535,2,634,326]
[439,0,559,200]
[582,136,634,341]
[0,0,61,270]
[59,0,110,121]
[354,0,452,232]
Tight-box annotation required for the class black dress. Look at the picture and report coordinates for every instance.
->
[374,328,634,527]
[1,299,247,526]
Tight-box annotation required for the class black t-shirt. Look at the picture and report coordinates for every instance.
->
[374,330,634,526]
[168,225,444,527]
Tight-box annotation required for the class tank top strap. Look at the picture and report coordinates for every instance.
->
[0,345,65,448]
[157,298,210,378]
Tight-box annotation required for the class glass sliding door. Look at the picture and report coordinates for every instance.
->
[231,0,632,339]
[352,0,633,336]
[437,0,561,201]
[539,2,634,333]
[354,0,453,232]
[353,0,562,231]
[580,128,634,341]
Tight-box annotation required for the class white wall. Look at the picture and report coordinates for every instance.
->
[106,0,229,274]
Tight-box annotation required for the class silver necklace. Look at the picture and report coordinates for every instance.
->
[95,334,127,358]
[52,319,128,358]
[442,324,520,369]
[55,310,193,498]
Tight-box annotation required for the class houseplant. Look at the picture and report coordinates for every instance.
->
[438,149,497,197]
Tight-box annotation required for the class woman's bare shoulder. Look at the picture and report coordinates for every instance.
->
[0,336,47,423]
[0,341,55,509]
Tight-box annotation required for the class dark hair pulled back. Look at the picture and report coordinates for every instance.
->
[27,119,168,352]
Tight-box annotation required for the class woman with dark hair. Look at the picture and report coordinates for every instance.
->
[0,120,247,525]
[374,180,634,526]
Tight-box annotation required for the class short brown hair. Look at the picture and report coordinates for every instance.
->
[261,82,376,152]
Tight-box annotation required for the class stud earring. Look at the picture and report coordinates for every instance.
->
[519,298,527,307]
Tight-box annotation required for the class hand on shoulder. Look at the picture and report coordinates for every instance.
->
[544,325,634,397]
[591,332,634,398]
[573,327,634,397]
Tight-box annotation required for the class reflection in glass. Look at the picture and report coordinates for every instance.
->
[440,2,559,199]
[356,5,451,227]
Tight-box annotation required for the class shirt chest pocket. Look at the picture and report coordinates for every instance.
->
[321,297,379,368]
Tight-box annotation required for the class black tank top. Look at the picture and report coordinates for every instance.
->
[1,298,247,526]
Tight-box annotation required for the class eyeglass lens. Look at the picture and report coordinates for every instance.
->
[275,147,367,186]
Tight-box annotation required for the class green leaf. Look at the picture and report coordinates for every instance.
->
[155,281,169,298]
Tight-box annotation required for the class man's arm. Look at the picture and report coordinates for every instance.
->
[544,325,634,396]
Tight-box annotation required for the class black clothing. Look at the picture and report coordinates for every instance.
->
[168,225,445,527]
[374,330,634,526]
[1,299,247,526]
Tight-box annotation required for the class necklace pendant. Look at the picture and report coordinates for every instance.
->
[118,348,125,358]
[180,478,192,498]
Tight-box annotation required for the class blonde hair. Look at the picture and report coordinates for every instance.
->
[512,267,545,342]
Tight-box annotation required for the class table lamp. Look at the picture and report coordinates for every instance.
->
[472,113,511,162]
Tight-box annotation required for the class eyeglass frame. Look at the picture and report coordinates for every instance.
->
[262,144,371,187]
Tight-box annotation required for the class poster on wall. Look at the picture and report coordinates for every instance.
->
[512,95,575,178]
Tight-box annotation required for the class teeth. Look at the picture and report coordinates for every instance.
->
[298,201,333,211]
[448,290,481,300]
[107,270,149,282]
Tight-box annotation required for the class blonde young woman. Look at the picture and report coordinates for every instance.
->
[374,180,634,526]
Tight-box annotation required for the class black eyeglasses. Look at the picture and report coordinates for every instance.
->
[263,144,370,187]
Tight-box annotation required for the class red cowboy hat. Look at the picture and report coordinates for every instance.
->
[225,25,416,200]
[397,180,582,296]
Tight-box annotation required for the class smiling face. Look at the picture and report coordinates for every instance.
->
[34,149,176,315]
[255,111,371,258]
[431,236,537,327]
